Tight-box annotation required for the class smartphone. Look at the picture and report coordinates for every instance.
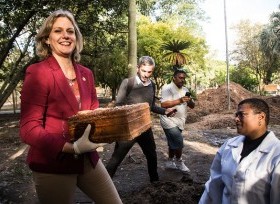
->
[185,92,191,97]
[167,109,177,117]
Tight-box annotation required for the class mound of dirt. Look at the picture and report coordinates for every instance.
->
[189,82,280,126]
[195,82,256,114]
[263,95,280,124]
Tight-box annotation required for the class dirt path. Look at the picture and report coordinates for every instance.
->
[3,112,279,203]
[1,91,280,203]
[0,113,220,204]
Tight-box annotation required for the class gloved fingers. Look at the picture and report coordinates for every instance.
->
[73,142,81,154]
[96,143,108,147]
[82,124,92,137]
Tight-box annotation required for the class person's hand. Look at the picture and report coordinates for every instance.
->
[180,96,195,108]
[180,96,192,104]
[165,108,177,117]
[73,124,107,154]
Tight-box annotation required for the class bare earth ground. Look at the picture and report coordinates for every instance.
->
[0,83,280,204]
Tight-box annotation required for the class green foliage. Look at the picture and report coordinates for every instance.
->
[137,16,207,92]
[230,66,259,92]
[93,47,128,99]
[270,11,280,53]
[0,0,128,74]
[188,88,197,100]
[258,11,280,84]
[0,0,213,104]
[213,70,227,86]
[196,59,227,89]
[150,0,206,28]
[161,39,192,67]
[0,0,130,107]
[231,17,280,86]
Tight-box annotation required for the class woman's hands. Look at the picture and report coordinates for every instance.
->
[73,124,107,154]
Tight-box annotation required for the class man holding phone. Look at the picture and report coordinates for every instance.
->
[160,69,195,172]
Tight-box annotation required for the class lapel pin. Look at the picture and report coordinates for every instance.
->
[82,77,86,81]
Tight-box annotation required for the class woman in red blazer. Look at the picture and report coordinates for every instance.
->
[20,10,122,204]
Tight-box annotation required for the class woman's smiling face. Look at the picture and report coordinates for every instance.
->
[46,17,76,58]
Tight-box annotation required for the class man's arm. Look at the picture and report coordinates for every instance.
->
[161,95,195,109]
[161,98,182,108]
[151,103,166,115]
[115,78,128,106]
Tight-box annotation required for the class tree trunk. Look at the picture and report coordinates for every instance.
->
[128,0,137,77]
[0,57,38,109]
[0,10,36,68]
[0,68,24,110]
[111,87,117,101]
[0,32,37,109]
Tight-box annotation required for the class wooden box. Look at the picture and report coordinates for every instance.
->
[68,103,151,143]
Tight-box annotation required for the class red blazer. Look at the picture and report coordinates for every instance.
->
[20,56,99,174]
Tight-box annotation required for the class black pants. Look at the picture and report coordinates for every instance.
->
[106,128,159,182]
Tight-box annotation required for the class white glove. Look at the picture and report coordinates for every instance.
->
[73,124,107,154]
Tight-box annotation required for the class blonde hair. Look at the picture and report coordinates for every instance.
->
[35,10,83,62]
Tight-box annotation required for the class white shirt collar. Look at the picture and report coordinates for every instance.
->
[171,81,186,96]
[171,81,180,90]
[135,75,151,86]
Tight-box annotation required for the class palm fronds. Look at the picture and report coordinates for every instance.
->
[161,39,191,67]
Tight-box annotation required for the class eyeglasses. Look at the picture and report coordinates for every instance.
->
[235,112,248,119]
[234,111,261,119]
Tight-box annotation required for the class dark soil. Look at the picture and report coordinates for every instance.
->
[1,83,280,204]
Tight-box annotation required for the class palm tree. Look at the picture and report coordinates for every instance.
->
[161,39,191,70]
